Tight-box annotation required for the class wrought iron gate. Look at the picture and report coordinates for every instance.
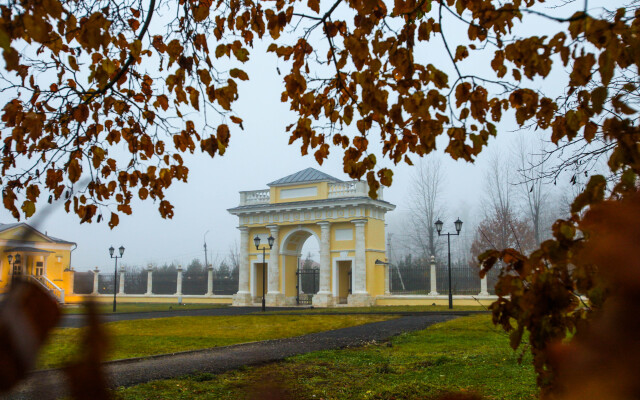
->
[296,267,319,305]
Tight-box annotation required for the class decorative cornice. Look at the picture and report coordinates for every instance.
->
[228,196,395,215]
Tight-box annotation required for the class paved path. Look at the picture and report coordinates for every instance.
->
[59,306,306,327]
[59,306,486,328]
[8,314,457,399]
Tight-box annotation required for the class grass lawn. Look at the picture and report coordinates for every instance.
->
[38,314,396,369]
[117,315,537,400]
[62,303,229,314]
[265,305,488,314]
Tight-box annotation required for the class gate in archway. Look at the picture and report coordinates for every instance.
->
[228,167,395,307]
[296,267,319,305]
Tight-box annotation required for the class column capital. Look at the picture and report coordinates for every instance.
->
[266,224,280,232]
[317,221,331,227]
[207,265,214,271]
[351,219,367,226]
[238,226,250,232]
[177,265,183,272]
[147,264,154,271]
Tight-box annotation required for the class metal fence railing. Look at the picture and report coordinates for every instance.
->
[389,262,499,295]
[72,269,239,296]
[73,271,94,294]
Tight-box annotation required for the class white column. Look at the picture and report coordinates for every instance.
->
[479,276,489,296]
[92,267,100,294]
[348,219,372,306]
[266,225,285,306]
[429,256,439,296]
[119,268,125,294]
[313,221,334,307]
[354,220,367,293]
[206,264,214,296]
[176,265,183,295]
[146,265,153,296]
[233,226,252,306]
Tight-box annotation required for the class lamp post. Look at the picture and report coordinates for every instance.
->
[435,218,463,309]
[254,234,274,312]
[7,253,21,282]
[109,245,125,312]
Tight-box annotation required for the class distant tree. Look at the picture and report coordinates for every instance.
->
[186,258,204,275]
[301,252,316,270]
[217,261,231,278]
[470,211,536,262]
[407,157,446,263]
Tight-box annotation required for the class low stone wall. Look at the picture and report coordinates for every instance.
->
[65,294,234,305]
[375,294,497,307]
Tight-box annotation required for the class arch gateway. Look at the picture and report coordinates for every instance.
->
[228,168,395,307]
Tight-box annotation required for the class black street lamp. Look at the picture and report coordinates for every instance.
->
[254,234,274,312]
[109,245,125,312]
[435,218,463,309]
[7,253,21,282]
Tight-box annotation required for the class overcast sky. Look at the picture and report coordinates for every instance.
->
[0,0,614,271]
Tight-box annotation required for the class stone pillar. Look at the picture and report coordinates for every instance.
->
[92,267,100,295]
[348,219,373,306]
[119,268,125,294]
[145,265,153,296]
[313,221,334,307]
[233,226,252,306]
[266,225,285,306]
[479,276,489,296]
[206,264,214,296]
[429,256,439,296]
[176,265,183,296]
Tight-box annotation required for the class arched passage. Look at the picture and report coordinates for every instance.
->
[228,168,395,307]
[280,228,320,304]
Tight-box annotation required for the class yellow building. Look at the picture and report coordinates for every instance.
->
[0,222,75,303]
[228,168,395,307]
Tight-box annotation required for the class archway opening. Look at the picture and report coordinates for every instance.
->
[281,229,320,305]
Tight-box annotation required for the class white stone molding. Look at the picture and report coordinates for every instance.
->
[206,264,214,296]
[313,221,334,307]
[146,265,153,296]
[175,266,183,296]
[119,268,125,294]
[352,219,367,294]
[265,225,285,306]
[428,256,439,296]
[92,267,99,294]
[479,276,489,296]
[233,225,253,306]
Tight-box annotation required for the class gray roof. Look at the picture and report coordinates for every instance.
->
[0,222,75,245]
[268,168,342,186]
[0,223,21,233]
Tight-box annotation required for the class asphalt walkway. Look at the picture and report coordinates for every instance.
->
[8,314,457,399]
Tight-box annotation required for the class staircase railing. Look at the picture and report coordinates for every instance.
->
[30,275,65,304]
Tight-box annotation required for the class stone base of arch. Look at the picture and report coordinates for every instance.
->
[266,292,286,306]
[347,293,374,307]
[232,291,253,306]
[312,291,334,307]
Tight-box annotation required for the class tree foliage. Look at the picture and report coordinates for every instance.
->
[2,0,640,396]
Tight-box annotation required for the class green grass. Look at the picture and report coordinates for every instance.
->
[264,305,488,314]
[38,314,396,369]
[62,303,228,314]
[117,315,537,400]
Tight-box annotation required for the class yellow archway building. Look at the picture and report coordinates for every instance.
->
[228,168,395,307]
